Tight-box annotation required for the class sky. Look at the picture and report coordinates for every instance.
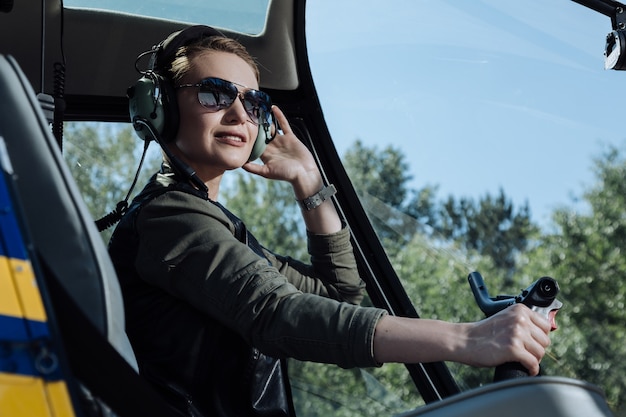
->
[66,0,626,227]
[304,0,626,227]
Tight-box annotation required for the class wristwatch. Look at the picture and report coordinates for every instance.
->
[298,184,337,211]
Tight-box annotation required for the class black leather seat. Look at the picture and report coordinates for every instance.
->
[0,53,137,371]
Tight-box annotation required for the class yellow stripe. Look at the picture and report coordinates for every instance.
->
[0,256,46,321]
[0,255,22,318]
[0,373,77,417]
[45,380,77,417]
[11,258,46,322]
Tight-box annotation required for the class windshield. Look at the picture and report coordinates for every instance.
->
[307,1,619,227]
[307,0,626,408]
[63,0,270,34]
[56,0,626,414]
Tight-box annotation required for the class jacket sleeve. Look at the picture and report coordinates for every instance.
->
[262,226,367,305]
[133,190,387,368]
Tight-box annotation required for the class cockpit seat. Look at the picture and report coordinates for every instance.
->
[0,53,138,374]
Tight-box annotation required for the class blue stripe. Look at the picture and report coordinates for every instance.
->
[0,169,28,260]
[0,314,61,380]
[0,314,30,340]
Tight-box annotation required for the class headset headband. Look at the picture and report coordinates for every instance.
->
[128,24,272,162]
[150,25,225,74]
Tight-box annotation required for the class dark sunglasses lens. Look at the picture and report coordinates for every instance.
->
[242,90,272,125]
[195,78,273,126]
[197,78,237,111]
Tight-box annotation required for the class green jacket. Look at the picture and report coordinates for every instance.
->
[109,169,387,415]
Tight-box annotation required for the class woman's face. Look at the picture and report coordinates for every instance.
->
[173,50,259,177]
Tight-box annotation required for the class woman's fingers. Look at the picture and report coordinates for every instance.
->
[271,105,291,136]
[465,304,551,373]
[495,304,551,374]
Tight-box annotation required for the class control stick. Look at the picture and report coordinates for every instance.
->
[468,271,562,381]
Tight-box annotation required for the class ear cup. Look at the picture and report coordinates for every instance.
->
[129,26,224,144]
[248,124,269,161]
[127,76,165,141]
[127,73,179,142]
[248,108,275,161]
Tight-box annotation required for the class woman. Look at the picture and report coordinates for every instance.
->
[109,25,551,417]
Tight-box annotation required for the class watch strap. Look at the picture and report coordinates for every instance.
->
[298,184,337,211]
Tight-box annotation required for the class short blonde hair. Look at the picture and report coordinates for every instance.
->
[168,36,260,83]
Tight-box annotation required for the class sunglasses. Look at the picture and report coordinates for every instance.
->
[176,77,274,128]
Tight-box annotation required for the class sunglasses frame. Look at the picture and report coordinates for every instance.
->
[176,77,273,127]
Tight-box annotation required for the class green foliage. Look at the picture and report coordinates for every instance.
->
[522,144,626,410]
[341,139,545,396]
[342,140,411,209]
[289,361,421,417]
[63,122,161,242]
[342,141,536,281]
[437,190,538,285]
[342,140,427,248]
[64,122,626,415]
[341,139,626,413]
[221,171,308,262]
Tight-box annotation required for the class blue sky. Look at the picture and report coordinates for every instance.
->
[67,0,625,226]
[305,0,626,226]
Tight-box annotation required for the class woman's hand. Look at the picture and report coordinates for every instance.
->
[460,304,552,375]
[242,105,319,195]
[373,304,552,375]
[242,105,342,234]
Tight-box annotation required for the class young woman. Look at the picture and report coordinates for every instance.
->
[109,25,551,417]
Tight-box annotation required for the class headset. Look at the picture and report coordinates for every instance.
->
[101,25,279,231]
[127,25,275,161]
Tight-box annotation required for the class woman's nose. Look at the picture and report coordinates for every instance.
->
[223,94,250,124]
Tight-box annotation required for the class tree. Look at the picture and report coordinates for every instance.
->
[524,144,626,411]
[343,140,536,282]
[63,122,162,242]
[343,140,411,208]
[342,139,549,390]
[342,140,439,252]
[437,190,538,284]
[63,125,626,413]
[221,171,308,261]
